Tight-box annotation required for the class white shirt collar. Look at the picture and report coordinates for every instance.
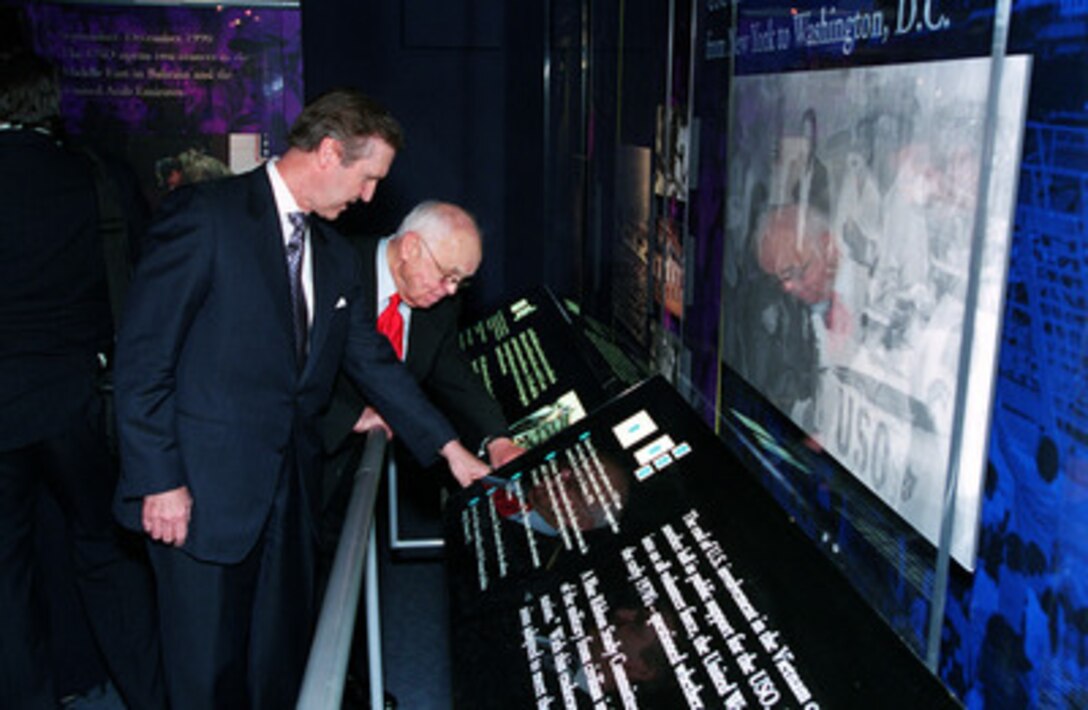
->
[266,159,303,245]
[376,237,397,311]
[266,159,313,322]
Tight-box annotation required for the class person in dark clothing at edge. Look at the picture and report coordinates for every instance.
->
[0,48,166,709]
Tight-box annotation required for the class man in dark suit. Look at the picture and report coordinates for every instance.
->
[113,89,489,709]
[0,50,164,710]
[322,201,524,472]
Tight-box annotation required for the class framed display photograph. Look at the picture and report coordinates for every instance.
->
[720,56,1031,569]
[653,103,692,201]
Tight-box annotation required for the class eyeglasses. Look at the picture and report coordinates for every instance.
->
[419,237,472,290]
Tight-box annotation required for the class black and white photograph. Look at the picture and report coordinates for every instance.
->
[721,57,1030,568]
[653,103,691,200]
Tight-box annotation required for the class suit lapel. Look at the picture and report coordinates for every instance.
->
[406,309,430,374]
[406,299,453,379]
[246,170,299,369]
[361,239,379,317]
[306,221,339,373]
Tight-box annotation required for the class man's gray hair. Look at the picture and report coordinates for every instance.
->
[397,201,479,247]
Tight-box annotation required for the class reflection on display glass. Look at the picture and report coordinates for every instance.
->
[721,57,1030,569]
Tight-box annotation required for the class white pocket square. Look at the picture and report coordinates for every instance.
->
[335,296,348,309]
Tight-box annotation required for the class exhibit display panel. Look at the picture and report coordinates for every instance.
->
[705,0,1033,666]
[445,377,959,709]
[393,287,647,546]
[720,56,1029,571]
[458,287,624,450]
[550,0,1088,703]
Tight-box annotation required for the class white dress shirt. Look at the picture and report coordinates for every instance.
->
[267,159,313,325]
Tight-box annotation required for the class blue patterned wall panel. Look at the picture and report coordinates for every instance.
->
[942,3,1088,704]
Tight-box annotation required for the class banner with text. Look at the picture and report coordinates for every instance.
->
[28,3,302,206]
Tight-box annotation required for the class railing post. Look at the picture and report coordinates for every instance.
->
[297,429,388,710]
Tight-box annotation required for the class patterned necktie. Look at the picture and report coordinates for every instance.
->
[376,292,404,360]
[286,211,308,364]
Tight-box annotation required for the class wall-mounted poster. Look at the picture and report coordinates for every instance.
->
[27,2,302,207]
[720,57,1030,569]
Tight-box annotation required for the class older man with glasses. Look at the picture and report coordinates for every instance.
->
[321,200,524,488]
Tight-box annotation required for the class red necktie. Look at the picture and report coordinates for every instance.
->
[377,293,404,360]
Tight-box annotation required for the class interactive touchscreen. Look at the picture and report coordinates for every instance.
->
[445,377,958,709]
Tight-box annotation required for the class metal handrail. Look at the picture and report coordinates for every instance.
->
[297,429,387,710]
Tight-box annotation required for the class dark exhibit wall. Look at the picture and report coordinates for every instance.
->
[301,0,548,315]
[686,0,731,427]
[581,1,668,355]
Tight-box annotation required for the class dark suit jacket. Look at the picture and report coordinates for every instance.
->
[320,238,508,456]
[0,129,112,450]
[113,168,456,563]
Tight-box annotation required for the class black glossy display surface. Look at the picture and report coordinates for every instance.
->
[459,288,615,448]
[393,288,631,547]
[445,377,959,709]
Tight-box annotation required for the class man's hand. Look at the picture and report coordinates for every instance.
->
[142,486,193,547]
[486,436,526,469]
[353,406,393,439]
[441,440,491,488]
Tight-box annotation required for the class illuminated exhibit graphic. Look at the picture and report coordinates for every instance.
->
[27,3,302,206]
[720,57,1030,568]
